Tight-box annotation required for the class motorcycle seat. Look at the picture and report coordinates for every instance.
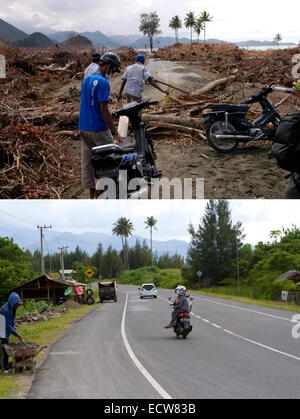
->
[204,103,249,113]
[92,137,136,156]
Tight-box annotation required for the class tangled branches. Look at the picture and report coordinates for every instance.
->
[0,122,80,199]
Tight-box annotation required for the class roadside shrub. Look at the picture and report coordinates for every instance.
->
[119,267,186,289]
[16,299,53,317]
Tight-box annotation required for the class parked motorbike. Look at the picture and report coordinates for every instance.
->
[203,82,293,153]
[91,101,162,199]
[169,298,193,339]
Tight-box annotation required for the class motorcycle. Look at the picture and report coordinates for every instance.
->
[91,101,162,199]
[169,297,193,339]
[203,82,293,153]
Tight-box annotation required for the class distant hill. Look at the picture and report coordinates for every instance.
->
[110,34,141,46]
[80,31,120,49]
[0,225,189,258]
[16,32,54,48]
[62,35,93,50]
[0,17,27,43]
[50,31,79,43]
[129,36,228,49]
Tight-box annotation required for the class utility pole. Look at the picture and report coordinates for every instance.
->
[37,225,52,275]
[59,246,68,280]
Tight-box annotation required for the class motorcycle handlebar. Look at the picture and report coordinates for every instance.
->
[273,86,293,94]
[112,101,159,118]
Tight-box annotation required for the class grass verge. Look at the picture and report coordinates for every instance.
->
[191,289,300,313]
[0,304,97,399]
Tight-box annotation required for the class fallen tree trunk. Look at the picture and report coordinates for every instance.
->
[188,75,237,98]
[56,130,80,139]
[154,79,189,94]
[148,123,207,140]
[143,114,203,130]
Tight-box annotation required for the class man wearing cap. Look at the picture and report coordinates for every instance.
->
[79,52,126,199]
[0,293,26,374]
[84,52,101,78]
[118,55,168,103]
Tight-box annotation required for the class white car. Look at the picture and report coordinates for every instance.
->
[139,284,158,299]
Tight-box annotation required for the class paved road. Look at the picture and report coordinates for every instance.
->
[28,286,300,399]
[110,59,211,102]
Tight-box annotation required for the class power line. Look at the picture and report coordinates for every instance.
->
[0,208,34,228]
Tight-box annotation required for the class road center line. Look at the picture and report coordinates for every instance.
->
[191,296,293,322]
[121,294,172,400]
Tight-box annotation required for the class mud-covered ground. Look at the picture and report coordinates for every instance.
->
[1,44,299,200]
[62,74,297,200]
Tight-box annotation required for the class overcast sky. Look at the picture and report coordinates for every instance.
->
[1,200,300,245]
[0,0,299,42]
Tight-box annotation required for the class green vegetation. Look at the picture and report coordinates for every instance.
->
[119,266,187,289]
[169,15,182,44]
[183,200,300,303]
[0,237,34,305]
[113,217,134,270]
[16,300,54,317]
[0,304,95,399]
[139,11,161,52]
[192,289,300,313]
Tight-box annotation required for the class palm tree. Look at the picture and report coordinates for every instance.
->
[194,17,204,43]
[145,216,158,266]
[274,33,282,48]
[112,218,134,270]
[200,11,213,44]
[169,15,182,44]
[184,12,196,44]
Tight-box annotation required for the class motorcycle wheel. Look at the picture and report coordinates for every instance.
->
[207,121,238,153]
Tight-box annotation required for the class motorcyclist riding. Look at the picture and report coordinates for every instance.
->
[164,286,190,329]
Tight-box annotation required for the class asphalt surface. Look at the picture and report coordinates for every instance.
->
[110,59,210,102]
[28,286,300,399]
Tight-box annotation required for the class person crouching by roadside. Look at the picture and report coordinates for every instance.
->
[84,52,101,78]
[0,293,26,374]
[118,55,168,103]
[79,52,126,199]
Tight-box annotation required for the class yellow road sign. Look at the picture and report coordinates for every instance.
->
[85,268,95,278]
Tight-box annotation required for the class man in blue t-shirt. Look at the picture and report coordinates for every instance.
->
[79,52,125,199]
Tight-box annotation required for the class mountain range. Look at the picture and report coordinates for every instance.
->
[0,225,190,258]
[0,17,296,49]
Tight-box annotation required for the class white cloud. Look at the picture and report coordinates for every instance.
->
[0,0,299,41]
[1,200,300,245]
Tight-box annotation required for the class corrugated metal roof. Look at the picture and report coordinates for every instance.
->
[10,275,86,292]
[274,271,300,282]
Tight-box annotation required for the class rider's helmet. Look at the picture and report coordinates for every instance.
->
[176,286,186,296]
[175,286,182,295]
[100,52,121,74]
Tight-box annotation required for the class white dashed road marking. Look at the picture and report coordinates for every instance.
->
[158,295,300,362]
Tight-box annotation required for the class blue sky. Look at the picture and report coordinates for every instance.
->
[0,0,299,42]
[1,200,300,245]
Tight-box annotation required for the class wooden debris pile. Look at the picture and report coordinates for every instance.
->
[154,43,299,86]
[0,46,138,198]
[0,123,80,199]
